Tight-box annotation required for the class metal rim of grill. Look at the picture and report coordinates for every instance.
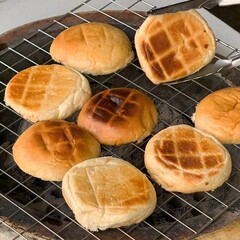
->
[1,0,240,239]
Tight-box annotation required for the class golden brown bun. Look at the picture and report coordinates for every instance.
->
[135,10,216,84]
[77,88,158,145]
[13,120,101,181]
[62,156,157,231]
[144,124,231,193]
[193,87,240,144]
[50,22,134,75]
[4,64,91,122]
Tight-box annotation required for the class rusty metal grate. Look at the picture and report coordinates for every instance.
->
[1,0,240,239]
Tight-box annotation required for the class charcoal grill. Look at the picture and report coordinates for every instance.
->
[1,0,240,239]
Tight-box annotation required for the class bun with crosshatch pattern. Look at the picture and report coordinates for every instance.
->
[4,64,91,122]
[62,156,157,231]
[144,124,231,193]
[135,10,216,84]
[12,119,101,181]
[77,87,158,145]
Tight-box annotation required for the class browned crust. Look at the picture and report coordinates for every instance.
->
[77,88,158,145]
[144,125,232,193]
[13,120,101,181]
[135,10,216,84]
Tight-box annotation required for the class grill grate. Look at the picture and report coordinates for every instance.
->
[1,0,240,239]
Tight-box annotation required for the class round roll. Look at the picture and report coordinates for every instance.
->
[193,87,240,144]
[50,22,134,75]
[62,156,157,231]
[135,10,216,84]
[144,124,232,193]
[4,64,91,122]
[13,120,101,181]
[77,87,158,145]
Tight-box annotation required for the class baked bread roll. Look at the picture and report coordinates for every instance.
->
[62,156,157,231]
[77,88,158,145]
[13,120,101,181]
[4,64,91,122]
[135,10,216,84]
[193,87,240,144]
[50,22,134,75]
[144,125,231,193]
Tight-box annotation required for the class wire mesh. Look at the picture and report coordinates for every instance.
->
[1,0,240,239]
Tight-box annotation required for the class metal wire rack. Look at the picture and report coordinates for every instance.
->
[1,0,240,239]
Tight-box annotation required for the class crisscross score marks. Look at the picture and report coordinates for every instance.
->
[154,128,225,181]
[142,12,212,81]
[88,89,141,125]
[73,164,152,210]
[68,24,106,49]
[8,65,80,112]
[40,121,85,162]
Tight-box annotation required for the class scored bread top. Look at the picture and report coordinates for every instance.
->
[135,10,216,84]
[13,120,101,181]
[4,64,91,122]
[50,22,134,75]
[62,156,157,231]
[77,88,158,145]
[144,125,231,193]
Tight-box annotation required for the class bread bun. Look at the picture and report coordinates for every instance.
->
[144,124,231,193]
[13,120,101,181]
[193,87,240,144]
[135,10,216,84]
[77,88,158,145]
[50,22,134,75]
[62,156,157,231]
[4,64,91,122]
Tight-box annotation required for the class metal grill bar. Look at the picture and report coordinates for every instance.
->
[0,193,64,239]
[23,38,51,55]
[0,169,101,239]
[110,0,147,19]
[171,193,213,220]
[1,0,240,239]
[8,47,39,66]
[160,206,198,234]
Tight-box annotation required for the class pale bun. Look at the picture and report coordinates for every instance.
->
[193,87,240,144]
[144,125,231,193]
[135,10,216,84]
[77,88,158,145]
[13,120,101,181]
[50,22,134,75]
[62,156,157,231]
[4,64,91,122]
